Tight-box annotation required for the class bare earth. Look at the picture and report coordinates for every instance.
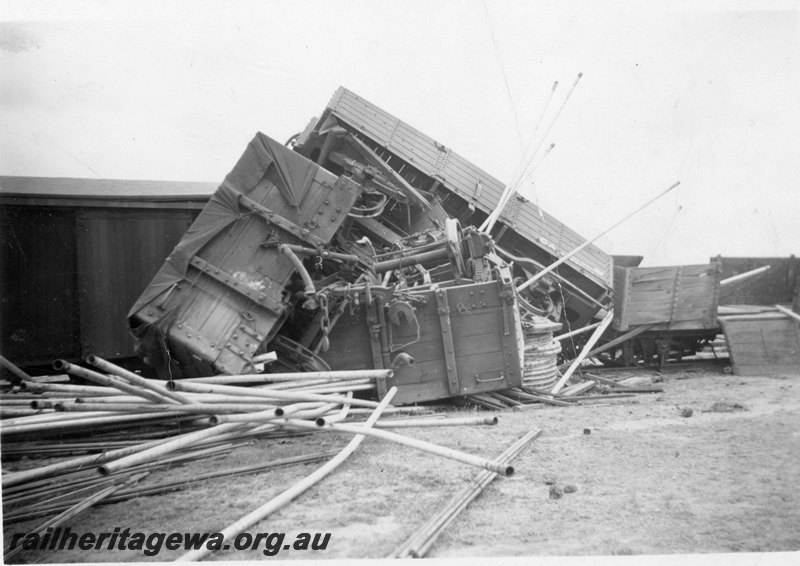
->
[3,369,800,563]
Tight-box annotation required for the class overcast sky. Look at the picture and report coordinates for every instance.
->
[2,0,798,266]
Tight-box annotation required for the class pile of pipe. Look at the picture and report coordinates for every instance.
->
[1,355,510,560]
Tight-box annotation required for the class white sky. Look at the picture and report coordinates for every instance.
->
[1,0,798,266]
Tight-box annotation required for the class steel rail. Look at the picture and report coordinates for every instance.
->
[391,427,542,558]
[2,434,183,488]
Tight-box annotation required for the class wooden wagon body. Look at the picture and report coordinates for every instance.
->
[294,87,614,328]
[612,263,722,332]
[322,274,525,405]
[127,133,363,378]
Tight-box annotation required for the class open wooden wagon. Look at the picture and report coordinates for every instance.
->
[566,262,724,368]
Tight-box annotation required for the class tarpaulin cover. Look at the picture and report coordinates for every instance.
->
[127,132,321,319]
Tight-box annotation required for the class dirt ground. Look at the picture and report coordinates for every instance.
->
[3,367,800,563]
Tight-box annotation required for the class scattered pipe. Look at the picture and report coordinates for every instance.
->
[53,360,176,405]
[517,181,680,293]
[210,401,338,425]
[20,382,128,396]
[176,387,398,561]
[257,378,332,390]
[774,304,800,323]
[719,265,771,286]
[274,401,328,418]
[8,409,118,424]
[1,408,49,418]
[0,354,32,384]
[1,412,186,437]
[314,393,353,426]
[283,420,514,476]
[98,422,247,476]
[184,369,392,383]
[482,74,583,234]
[285,382,374,396]
[23,374,71,384]
[371,416,498,428]
[55,401,276,415]
[2,434,185,488]
[74,393,282,405]
[169,380,383,409]
[86,355,193,405]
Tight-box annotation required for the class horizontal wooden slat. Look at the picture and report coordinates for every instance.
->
[615,263,721,330]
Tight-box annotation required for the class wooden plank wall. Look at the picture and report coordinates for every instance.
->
[720,314,800,375]
[0,206,79,362]
[613,263,721,331]
[323,280,523,404]
[76,209,195,358]
[0,204,198,363]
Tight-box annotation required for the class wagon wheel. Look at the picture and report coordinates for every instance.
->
[444,218,467,281]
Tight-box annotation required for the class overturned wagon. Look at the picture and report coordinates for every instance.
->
[128,131,527,401]
[293,87,613,328]
[129,88,612,402]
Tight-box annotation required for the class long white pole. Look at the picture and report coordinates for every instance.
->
[176,387,398,562]
[719,265,771,286]
[517,181,680,293]
[551,310,614,394]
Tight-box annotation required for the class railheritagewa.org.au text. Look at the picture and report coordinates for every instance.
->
[7,527,331,557]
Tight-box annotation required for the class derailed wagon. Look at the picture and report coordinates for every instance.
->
[128,87,615,402]
[293,87,614,328]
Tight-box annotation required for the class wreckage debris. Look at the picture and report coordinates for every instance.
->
[2,86,799,561]
[1,354,514,560]
[124,86,622,407]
